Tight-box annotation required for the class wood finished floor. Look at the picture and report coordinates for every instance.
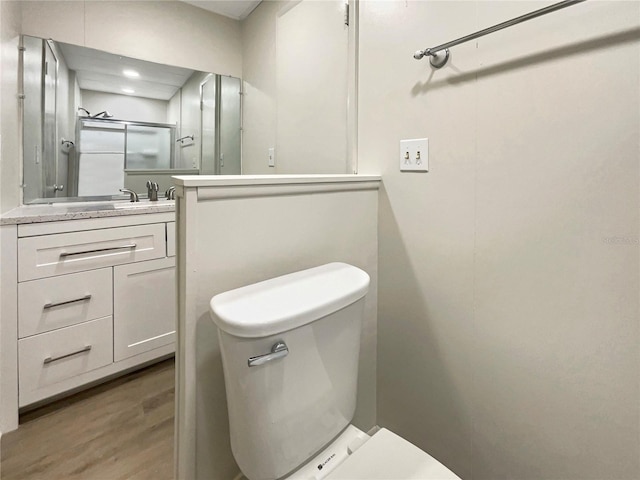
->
[1,358,174,480]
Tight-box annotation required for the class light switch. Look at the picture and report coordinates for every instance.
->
[268,147,275,167]
[400,138,428,172]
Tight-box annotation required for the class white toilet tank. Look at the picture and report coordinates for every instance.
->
[210,263,370,480]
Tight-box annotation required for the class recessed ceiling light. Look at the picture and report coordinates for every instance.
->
[121,88,135,94]
[123,69,139,78]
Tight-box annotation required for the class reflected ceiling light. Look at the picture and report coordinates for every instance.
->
[123,69,140,78]
[121,88,135,94]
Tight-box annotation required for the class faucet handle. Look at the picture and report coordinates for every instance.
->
[119,188,139,202]
[146,180,159,201]
[165,186,176,200]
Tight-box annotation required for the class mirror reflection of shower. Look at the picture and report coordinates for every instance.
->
[21,36,242,204]
[72,117,179,197]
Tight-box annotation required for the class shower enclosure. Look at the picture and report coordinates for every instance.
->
[69,118,178,197]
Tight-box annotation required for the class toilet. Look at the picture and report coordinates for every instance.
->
[210,262,460,480]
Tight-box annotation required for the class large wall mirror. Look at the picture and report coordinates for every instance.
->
[21,0,353,204]
[22,36,241,203]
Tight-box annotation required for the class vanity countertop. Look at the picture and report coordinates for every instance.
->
[0,200,175,225]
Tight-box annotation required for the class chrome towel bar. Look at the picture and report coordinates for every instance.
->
[414,0,587,68]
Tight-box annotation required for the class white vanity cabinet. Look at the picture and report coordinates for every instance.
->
[113,257,176,361]
[1,212,176,420]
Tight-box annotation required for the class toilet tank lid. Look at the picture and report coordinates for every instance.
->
[209,262,370,338]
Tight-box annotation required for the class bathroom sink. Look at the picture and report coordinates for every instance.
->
[113,200,175,209]
[44,200,175,214]
[64,204,115,212]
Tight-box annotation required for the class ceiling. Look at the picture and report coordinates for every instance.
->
[57,1,263,101]
[58,43,195,101]
[180,0,261,20]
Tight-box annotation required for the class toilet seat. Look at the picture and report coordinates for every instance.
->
[325,428,460,480]
[283,426,458,480]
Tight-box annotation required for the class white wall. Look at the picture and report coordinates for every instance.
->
[240,1,278,174]
[20,1,242,78]
[80,90,170,125]
[274,0,348,175]
[358,1,639,479]
[175,177,379,479]
[219,76,242,175]
[0,1,21,213]
[241,0,350,175]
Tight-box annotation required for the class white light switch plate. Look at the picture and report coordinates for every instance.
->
[400,138,428,172]
[268,147,275,167]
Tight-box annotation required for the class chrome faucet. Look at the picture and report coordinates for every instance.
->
[165,186,176,200]
[146,180,159,201]
[119,188,139,202]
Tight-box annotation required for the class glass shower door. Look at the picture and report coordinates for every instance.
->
[125,125,173,170]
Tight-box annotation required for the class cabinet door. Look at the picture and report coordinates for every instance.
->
[113,257,176,361]
[166,222,176,257]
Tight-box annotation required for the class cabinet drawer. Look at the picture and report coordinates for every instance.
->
[18,268,112,338]
[114,257,176,362]
[166,222,176,257]
[18,223,166,281]
[18,316,113,406]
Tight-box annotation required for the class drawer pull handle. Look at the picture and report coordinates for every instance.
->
[43,345,92,365]
[59,243,137,258]
[43,294,92,309]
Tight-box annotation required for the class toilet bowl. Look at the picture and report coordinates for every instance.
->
[284,424,460,480]
[210,263,459,480]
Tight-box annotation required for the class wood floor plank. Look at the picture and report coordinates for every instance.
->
[1,359,174,480]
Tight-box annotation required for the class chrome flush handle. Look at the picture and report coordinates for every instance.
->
[248,341,289,367]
